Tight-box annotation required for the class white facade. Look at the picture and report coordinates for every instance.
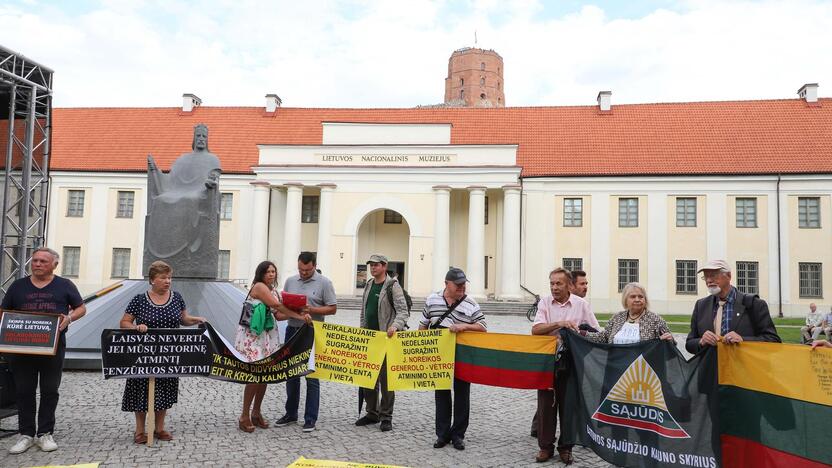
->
[45,123,832,316]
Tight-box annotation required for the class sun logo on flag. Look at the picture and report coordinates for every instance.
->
[591,355,690,438]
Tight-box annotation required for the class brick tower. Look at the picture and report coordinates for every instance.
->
[444,47,505,107]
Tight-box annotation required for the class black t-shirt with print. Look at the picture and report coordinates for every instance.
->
[1,275,83,337]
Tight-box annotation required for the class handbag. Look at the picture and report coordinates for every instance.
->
[238,290,256,327]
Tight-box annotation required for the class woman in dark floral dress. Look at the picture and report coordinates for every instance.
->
[119,261,207,444]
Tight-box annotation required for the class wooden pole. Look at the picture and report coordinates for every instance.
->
[146,377,155,447]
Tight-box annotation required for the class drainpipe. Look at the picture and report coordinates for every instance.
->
[776,174,783,317]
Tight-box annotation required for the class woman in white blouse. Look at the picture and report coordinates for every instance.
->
[587,283,674,344]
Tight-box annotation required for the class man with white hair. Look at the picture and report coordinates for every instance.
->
[685,259,780,354]
[2,247,86,454]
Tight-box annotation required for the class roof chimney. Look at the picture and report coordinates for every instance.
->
[182,93,202,112]
[797,83,818,103]
[597,90,612,112]
[265,94,282,113]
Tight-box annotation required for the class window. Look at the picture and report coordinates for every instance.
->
[563,258,583,272]
[217,250,231,280]
[480,93,486,99]
[220,193,233,220]
[736,197,757,228]
[111,248,131,278]
[798,197,820,228]
[563,198,583,227]
[480,62,485,70]
[618,198,638,227]
[618,259,639,291]
[384,210,402,224]
[484,196,489,225]
[735,261,759,295]
[497,81,501,90]
[116,191,134,218]
[460,78,464,86]
[301,195,319,223]
[62,246,80,277]
[67,190,85,217]
[676,260,697,294]
[676,197,697,227]
[480,77,485,86]
[799,262,823,298]
[460,89,464,100]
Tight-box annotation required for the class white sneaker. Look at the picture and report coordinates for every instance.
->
[9,435,35,454]
[36,433,58,452]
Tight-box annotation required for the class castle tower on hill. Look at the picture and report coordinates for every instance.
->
[444,47,505,108]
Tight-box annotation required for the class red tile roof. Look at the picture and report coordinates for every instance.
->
[48,99,832,177]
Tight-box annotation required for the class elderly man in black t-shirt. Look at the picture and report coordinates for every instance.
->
[1,247,86,455]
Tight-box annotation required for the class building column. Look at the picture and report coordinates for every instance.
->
[498,184,522,300]
[466,186,486,299]
[432,185,451,291]
[316,183,336,276]
[249,181,271,273]
[281,183,303,280]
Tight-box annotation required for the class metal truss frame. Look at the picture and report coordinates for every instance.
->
[0,45,53,296]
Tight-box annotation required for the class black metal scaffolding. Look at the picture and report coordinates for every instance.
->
[0,45,53,297]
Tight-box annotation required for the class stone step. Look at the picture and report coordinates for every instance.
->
[335,295,535,315]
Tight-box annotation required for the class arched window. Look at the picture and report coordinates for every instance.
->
[480,77,485,86]
[460,77,464,86]
[497,81,500,90]
[480,93,486,99]
[460,89,465,99]
[480,62,485,70]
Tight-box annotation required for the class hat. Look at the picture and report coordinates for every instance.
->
[445,267,468,285]
[366,254,388,264]
[697,259,731,273]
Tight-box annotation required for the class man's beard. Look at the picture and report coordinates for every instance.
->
[708,286,721,296]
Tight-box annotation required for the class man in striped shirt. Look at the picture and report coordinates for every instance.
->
[419,267,486,451]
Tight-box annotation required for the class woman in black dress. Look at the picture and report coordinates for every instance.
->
[119,261,207,444]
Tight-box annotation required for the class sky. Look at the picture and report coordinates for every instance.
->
[2,0,832,108]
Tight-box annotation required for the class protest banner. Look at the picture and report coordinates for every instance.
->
[309,322,386,388]
[386,328,454,391]
[101,323,313,384]
[562,331,718,468]
[0,310,61,355]
[718,342,832,467]
[288,456,407,467]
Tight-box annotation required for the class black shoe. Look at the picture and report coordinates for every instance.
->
[355,416,380,426]
[433,439,449,448]
[452,439,465,450]
[380,420,392,432]
[274,415,298,427]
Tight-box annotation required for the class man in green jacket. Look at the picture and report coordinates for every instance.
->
[354,254,410,432]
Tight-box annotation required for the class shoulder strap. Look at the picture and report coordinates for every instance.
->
[430,295,467,329]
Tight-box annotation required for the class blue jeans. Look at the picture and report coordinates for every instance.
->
[285,325,320,424]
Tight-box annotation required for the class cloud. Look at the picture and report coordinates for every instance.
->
[1,0,831,107]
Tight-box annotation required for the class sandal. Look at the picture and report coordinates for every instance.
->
[153,430,173,441]
[133,432,147,444]
[251,414,269,429]
[238,418,255,433]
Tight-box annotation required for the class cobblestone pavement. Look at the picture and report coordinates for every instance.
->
[1,311,688,468]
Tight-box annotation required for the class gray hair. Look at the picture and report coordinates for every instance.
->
[33,246,60,261]
[621,282,649,311]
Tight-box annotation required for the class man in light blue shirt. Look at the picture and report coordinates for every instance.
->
[274,252,337,432]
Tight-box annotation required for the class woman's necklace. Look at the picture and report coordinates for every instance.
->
[627,311,644,323]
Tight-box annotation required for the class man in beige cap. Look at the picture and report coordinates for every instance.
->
[354,254,409,432]
[685,260,780,354]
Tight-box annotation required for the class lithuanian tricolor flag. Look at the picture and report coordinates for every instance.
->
[454,332,556,389]
[718,342,832,467]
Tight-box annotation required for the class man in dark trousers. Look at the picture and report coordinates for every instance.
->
[3,247,86,454]
[686,259,780,354]
[354,254,409,431]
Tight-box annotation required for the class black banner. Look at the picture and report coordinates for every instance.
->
[561,331,719,468]
[0,310,61,355]
[101,323,314,384]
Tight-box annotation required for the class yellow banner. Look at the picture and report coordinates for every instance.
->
[718,341,832,406]
[288,456,408,467]
[386,328,455,391]
[309,322,386,388]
